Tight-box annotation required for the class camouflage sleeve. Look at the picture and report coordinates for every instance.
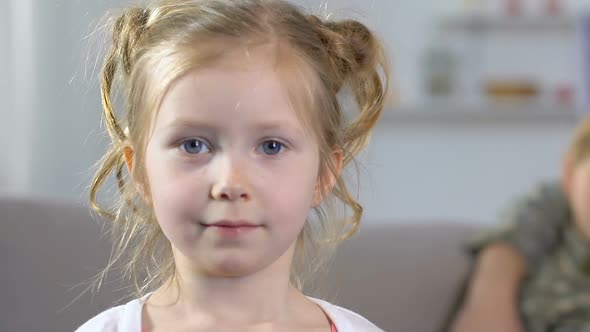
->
[468,180,571,273]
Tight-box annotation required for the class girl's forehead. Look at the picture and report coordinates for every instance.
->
[154,58,314,136]
[153,45,321,137]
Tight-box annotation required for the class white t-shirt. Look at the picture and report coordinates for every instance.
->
[76,296,384,332]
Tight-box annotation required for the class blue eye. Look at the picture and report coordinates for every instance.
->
[258,140,284,155]
[180,139,210,154]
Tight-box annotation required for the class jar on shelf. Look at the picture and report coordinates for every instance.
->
[422,41,458,101]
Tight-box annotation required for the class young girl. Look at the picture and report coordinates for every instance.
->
[77,0,389,331]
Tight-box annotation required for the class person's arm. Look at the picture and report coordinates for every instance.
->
[451,243,526,332]
[467,243,526,304]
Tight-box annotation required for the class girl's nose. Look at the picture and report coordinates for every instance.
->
[210,155,251,202]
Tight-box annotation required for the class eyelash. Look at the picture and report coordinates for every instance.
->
[177,138,289,156]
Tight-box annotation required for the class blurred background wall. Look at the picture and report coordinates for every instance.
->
[1,0,589,224]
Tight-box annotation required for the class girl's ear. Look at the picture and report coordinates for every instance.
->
[123,145,135,173]
[123,144,151,203]
[312,149,343,207]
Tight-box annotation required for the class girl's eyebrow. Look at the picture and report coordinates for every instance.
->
[161,119,306,139]
[252,123,306,138]
[161,120,217,132]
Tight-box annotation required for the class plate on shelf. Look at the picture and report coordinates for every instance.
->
[438,15,576,34]
[381,103,579,124]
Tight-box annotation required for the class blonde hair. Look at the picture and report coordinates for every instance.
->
[567,117,590,166]
[90,0,390,297]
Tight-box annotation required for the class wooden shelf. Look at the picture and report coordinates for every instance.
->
[439,15,577,34]
[379,104,580,124]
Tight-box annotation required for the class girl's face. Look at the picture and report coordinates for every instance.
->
[567,158,590,238]
[143,51,322,277]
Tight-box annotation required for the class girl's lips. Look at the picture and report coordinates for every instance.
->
[199,220,262,237]
[200,220,261,228]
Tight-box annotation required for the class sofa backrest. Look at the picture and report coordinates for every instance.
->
[0,196,122,331]
[308,222,480,332]
[0,197,480,331]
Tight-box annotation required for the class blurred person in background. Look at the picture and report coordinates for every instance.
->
[452,117,590,332]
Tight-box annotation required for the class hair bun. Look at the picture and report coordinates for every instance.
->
[308,15,376,83]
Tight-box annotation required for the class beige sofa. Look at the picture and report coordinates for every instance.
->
[0,196,480,331]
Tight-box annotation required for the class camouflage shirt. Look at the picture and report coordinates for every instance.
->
[470,181,590,332]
